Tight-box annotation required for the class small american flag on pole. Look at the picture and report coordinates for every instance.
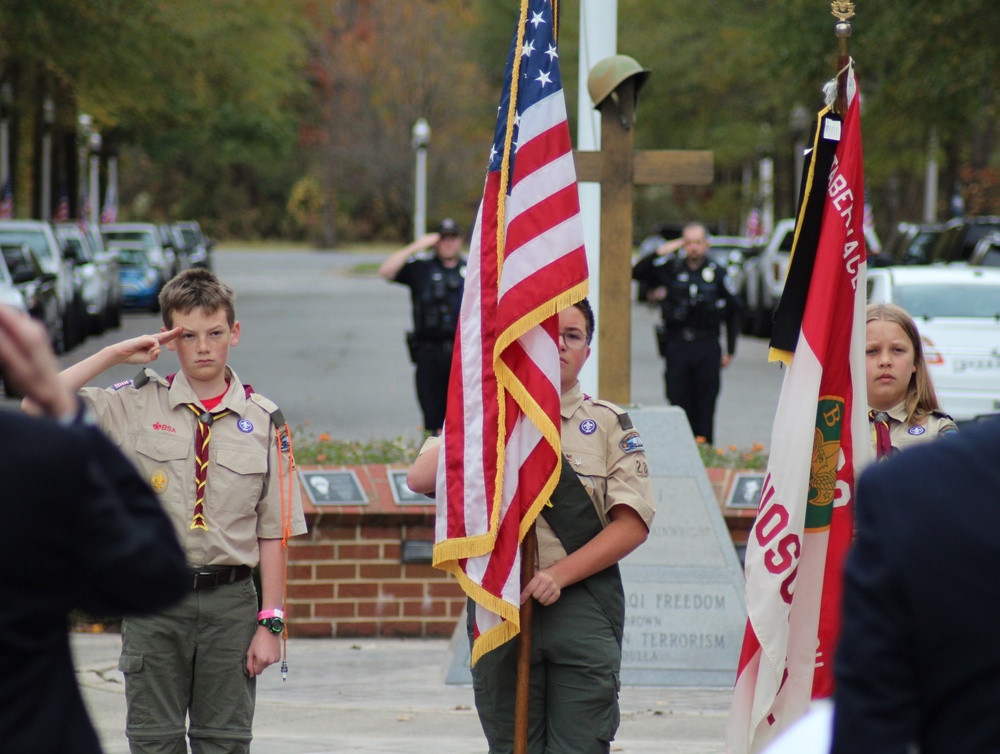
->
[0,174,13,220]
[53,184,70,222]
[432,0,589,665]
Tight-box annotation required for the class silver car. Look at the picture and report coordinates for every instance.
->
[102,222,175,286]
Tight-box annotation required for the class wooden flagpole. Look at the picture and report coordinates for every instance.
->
[514,523,538,754]
[831,1,855,114]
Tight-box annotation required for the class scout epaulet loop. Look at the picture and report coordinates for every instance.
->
[591,398,634,431]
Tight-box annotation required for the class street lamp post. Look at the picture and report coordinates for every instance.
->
[411,118,430,240]
[41,95,55,219]
[77,113,92,220]
[0,82,11,186]
[789,103,810,200]
[88,130,101,225]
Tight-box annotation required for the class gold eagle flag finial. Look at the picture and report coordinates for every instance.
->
[831,0,855,22]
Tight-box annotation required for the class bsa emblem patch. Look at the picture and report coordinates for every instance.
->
[619,431,644,454]
[237,418,254,433]
[579,419,597,435]
[908,425,926,436]
[149,467,169,494]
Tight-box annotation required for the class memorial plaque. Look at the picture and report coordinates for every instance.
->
[386,469,434,505]
[726,471,766,509]
[299,470,368,506]
[445,407,747,687]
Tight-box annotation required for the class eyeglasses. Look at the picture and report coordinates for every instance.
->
[559,330,589,350]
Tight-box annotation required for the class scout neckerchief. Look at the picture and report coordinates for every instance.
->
[869,409,893,461]
[186,386,231,530]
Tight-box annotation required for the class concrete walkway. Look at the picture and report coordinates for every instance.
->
[74,632,732,753]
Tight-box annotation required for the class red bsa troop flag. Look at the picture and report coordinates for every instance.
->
[432,0,589,664]
[727,61,873,753]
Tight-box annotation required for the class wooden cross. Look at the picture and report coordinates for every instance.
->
[573,76,714,406]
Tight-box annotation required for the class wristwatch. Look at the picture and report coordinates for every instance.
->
[257,608,285,635]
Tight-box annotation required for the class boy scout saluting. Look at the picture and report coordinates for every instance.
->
[33,268,307,753]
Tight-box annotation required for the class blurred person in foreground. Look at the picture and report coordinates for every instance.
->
[408,299,655,753]
[832,415,1000,753]
[865,302,957,460]
[0,304,188,754]
[379,218,466,434]
[631,221,740,445]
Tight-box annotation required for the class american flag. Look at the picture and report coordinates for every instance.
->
[53,184,70,222]
[432,0,589,664]
[0,174,13,220]
[727,62,872,753]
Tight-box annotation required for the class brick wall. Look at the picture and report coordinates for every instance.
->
[284,465,754,639]
[285,465,466,639]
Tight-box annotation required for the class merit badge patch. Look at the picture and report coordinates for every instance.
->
[149,467,169,494]
[908,425,926,436]
[619,431,644,454]
[238,418,254,433]
[579,419,597,435]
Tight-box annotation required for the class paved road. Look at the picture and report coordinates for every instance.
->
[25,248,782,452]
[74,632,733,754]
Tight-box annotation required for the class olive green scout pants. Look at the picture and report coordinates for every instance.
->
[118,577,258,754]
[471,583,622,754]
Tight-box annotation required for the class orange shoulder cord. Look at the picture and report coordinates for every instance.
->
[275,422,295,681]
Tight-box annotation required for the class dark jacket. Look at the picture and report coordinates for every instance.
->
[832,417,1000,754]
[0,413,188,754]
[632,252,740,355]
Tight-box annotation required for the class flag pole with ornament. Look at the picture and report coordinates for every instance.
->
[726,2,873,752]
[432,0,588,673]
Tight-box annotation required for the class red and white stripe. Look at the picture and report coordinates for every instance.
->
[432,31,588,663]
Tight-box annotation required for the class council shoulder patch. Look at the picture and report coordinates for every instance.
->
[619,431,644,454]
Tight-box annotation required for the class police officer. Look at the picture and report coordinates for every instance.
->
[380,218,466,434]
[632,221,740,445]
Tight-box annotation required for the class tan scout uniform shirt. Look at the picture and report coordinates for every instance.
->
[81,366,307,568]
[870,400,959,457]
[536,382,655,569]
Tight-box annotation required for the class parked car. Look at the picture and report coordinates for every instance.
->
[116,242,161,312]
[743,217,881,337]
[867,265,1000,423]
[0,246,30,314]
[170,220,213,270]
[968,230,1000,268]
[0,247,29,397]
[54,223,107,336]
[0,242,61,351]
[706,234,758,305]
[0,220,83,351]
[881,221,944,266]
[79,222,122,329]
[102,222,175,285]
[926,216,1000,265]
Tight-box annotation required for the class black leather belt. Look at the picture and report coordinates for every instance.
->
[188,565,253,590]
[668,327,716,342]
